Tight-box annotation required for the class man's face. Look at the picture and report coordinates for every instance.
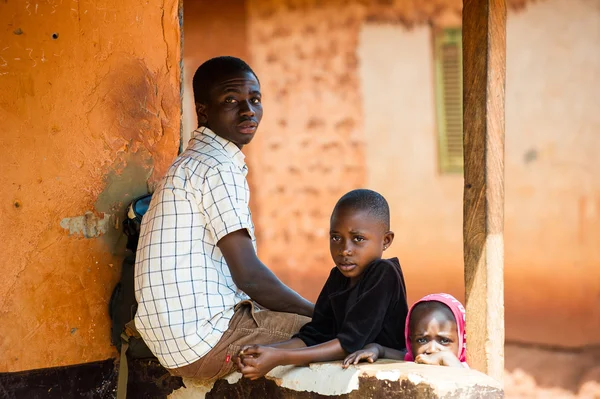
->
[196,71,263,149]
[329,207,393,286]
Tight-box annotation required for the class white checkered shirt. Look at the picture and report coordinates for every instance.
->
[134,127,254,368]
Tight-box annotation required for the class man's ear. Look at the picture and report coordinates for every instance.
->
[196,102,208,126]
[383,231,395,251]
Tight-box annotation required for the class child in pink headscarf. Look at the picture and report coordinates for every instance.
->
[343,293,468,368]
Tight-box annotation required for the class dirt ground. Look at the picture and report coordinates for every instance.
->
[504,343,600,398]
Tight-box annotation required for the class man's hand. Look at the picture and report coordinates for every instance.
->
[414,352,463,368]
[218,229,314,317]
[342,343,382,368]
[236,339,348,377]
[237,345,284,380]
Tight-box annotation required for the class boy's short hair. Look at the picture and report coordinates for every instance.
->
[333,189,390,230]
[192,56,259,104]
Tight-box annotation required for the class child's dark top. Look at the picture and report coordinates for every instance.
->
[294,257,408,353]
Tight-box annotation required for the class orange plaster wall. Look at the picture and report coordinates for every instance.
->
[0,0,181,372]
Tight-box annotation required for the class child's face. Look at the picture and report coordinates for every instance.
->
[329,207,393,285]
[196,71,263,149]
[409,304,459,358]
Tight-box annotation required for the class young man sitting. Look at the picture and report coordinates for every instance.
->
[133,57,314,381]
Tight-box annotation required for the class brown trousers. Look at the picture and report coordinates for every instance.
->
[166,300,310,382]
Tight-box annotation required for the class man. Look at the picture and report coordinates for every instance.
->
[134,56,314,381]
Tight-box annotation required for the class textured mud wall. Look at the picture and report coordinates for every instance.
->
[246,0,474,301]
[0,0,181,372]
[247,0,600,347]
[246,0,466,303]
[358,22,465,302]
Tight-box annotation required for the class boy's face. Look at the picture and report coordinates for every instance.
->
[409,305,460,358]
[196,71,262,149]
[329,207,393,285]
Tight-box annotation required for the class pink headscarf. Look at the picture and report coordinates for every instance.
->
[404,293,467,363]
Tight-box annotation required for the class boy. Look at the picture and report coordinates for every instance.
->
[237,189,408,379]
[134,57,313,381]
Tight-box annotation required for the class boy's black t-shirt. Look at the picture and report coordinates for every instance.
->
[294,257,408,353]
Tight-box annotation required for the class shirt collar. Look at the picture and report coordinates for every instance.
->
[191,127,246,168]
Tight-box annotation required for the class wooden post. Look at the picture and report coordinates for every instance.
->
[462,0,506,381]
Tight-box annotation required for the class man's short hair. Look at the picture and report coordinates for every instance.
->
[192,56,259,104]
[333,189,390,230]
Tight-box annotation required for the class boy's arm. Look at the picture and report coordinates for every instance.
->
[379,345,406,360]
[278,339,346,365]
[218,229,314,317]
[239,339,346,380]
[266,338,307,349]
[281,339,347,365]
[348,343,407,361]
[343,343,406,367]
[235,338,307,372]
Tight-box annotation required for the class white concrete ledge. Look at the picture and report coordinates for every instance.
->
[169,360,503,398]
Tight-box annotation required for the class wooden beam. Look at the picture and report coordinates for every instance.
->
[462,0,506,381]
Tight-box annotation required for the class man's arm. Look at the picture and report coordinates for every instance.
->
[218,229,314,317]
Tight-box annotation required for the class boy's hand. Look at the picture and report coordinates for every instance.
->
[342,343,381,368]
[235,345,257,370]
[238,345,284,380]
[414,352,462,368]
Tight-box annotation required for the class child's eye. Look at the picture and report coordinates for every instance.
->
[224,97,237,104]
[439,338,451,345]
[353,236,365,242]
[251,97,261,104]
[416,338,427,344]
[330,236,341,242]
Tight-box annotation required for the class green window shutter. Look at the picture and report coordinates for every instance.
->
[434,28,463,174]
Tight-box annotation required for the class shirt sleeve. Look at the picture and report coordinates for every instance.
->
[199,164,254,243]
[293,269,338,346]
[337,262,402,353]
